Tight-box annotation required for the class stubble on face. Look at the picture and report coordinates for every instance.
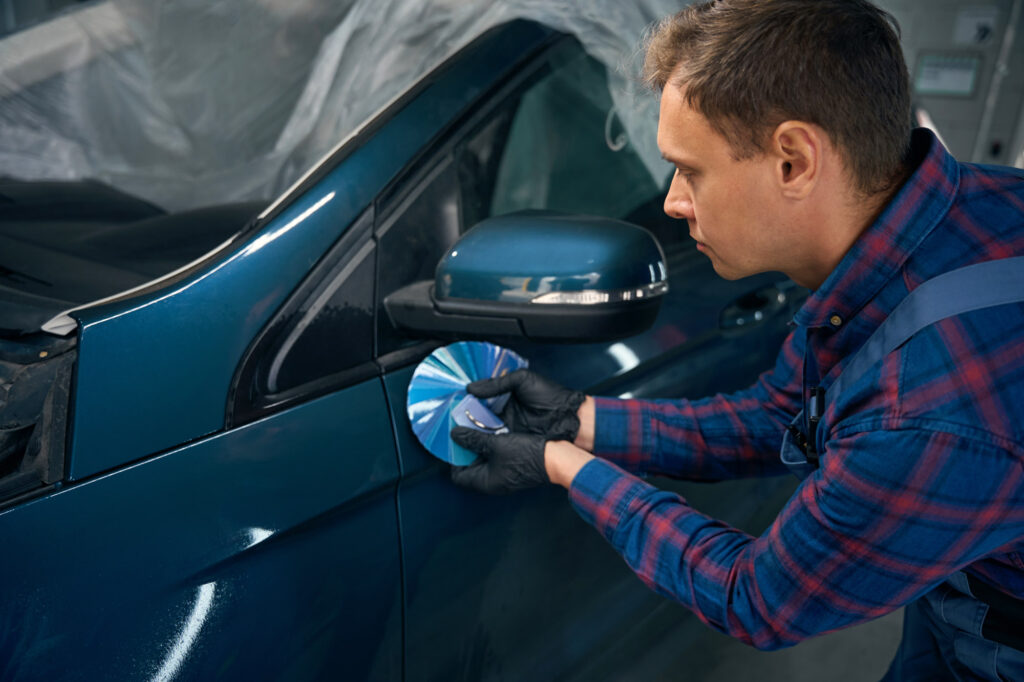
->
[658,85,783,281]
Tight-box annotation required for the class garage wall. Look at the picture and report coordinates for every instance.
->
[877,0,1024,166]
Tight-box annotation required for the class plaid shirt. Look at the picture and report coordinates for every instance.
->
[569,129,1024,650]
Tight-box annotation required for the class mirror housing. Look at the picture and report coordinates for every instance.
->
[384,212,668,342]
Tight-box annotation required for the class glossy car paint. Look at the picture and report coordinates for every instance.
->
[67,21,556,481]
[0,20,806,682]
[436,213,667,302]
[1,379,402,680]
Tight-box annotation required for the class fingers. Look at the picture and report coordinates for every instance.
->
[450,426,492,455]
[451,462,489,489]
[466,368,529,398]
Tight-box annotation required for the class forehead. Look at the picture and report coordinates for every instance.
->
[656,85,726,161]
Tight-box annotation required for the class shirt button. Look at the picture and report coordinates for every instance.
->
[829,314,843,327]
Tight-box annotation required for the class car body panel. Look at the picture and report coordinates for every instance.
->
[1,378,402,680]
[385,366,669,681]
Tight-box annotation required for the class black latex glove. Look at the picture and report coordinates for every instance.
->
[467,369,585,441]
[450,426,548,495]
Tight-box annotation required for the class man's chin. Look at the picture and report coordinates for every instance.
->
[707,258,745,281]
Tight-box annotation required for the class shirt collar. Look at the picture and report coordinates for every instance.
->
[793,128,960,329]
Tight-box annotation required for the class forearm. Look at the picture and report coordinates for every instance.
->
[588,380,795,481]
[570,459,805,649]
[583,330,805,481]
[567,428,1022,650]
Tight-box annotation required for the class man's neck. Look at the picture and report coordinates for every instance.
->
[796,168,909,290]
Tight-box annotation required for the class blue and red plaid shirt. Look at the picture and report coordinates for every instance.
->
[569,129,1024,650]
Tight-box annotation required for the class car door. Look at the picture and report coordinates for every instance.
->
[376,38,804,681]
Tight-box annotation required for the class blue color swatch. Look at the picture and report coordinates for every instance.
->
[407,342,527,465]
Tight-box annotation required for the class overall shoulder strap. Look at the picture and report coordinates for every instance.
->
[829,256,1024,400]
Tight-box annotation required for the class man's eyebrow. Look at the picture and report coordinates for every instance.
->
[661,152,698,170]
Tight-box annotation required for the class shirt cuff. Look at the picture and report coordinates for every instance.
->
[568,457,653,546]
[591,396,653,474]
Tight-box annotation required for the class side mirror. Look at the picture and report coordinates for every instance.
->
[384,212,668,342]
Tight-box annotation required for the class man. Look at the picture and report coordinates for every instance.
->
[450,0,1024,679]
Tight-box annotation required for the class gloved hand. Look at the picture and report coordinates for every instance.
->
[449,426,548,495]
[467,369,585,441]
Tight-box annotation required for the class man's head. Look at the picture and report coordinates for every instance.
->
[646,0,910,196]
[647,0,912,286]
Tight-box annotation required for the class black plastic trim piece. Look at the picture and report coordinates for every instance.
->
[245,361,382,424]
[383,280,525,339]
[376,340,444,374]
[227,209,377,429]
[444,296,663,342]
[0,335,75,504]
[384,280,663,343]
[0,482,58,512]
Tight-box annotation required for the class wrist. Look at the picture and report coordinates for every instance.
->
[544,440,594,489]
[573,396,595,452]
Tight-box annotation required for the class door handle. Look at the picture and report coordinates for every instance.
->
[719,282,794,330]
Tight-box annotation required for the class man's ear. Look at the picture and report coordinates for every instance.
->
[769,121,821,199]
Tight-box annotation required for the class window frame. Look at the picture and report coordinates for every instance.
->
[373,153,462,360]
[227,208,378,428]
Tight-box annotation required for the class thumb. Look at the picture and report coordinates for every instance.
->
[466,369,528,399]
[450,426,494,455]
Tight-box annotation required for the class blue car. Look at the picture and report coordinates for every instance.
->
[0,21,805,681]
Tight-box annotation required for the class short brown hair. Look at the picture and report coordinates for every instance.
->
[644,0,911,195]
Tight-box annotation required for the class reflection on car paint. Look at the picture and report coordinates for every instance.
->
[607,342,641,375]
[150,582,216,682]
[242,191,335,257]
[245,527,275,549]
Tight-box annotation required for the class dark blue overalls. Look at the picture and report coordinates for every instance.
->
[779,257,1024,681]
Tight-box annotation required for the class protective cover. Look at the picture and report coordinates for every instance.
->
[0,0,679,213]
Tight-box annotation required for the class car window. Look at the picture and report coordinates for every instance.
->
[458,43,684,261]
[264,238,376,395]
[375,157,461,357]
[229,210,377,426]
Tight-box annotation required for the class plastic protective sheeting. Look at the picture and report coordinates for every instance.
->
[0,0,681,213]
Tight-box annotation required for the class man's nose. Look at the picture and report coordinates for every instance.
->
[663,174,695,221]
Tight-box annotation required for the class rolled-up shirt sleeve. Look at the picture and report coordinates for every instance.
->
[592,328,805,481]
[570,424,1024,650]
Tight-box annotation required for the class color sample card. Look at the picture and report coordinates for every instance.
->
[406,341,527,465]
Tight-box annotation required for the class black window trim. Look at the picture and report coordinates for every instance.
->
[266,238,376,392]
[227,208,378,428]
